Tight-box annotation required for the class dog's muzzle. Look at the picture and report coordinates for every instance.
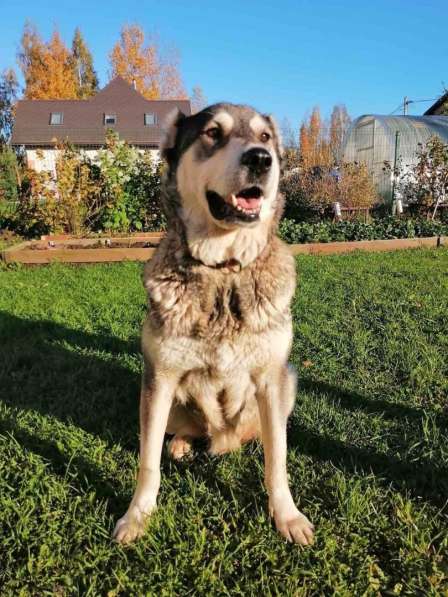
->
[206,185,264,224]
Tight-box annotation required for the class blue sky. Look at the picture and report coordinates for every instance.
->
[1,0,447,129]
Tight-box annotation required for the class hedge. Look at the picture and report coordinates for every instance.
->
[278,217,448,244]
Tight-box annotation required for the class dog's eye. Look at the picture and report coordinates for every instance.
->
[260,132,271,143]
[204,127,221,140]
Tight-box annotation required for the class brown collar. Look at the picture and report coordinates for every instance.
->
[190,256,242,273]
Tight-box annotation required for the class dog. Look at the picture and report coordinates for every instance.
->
[113,103,315,546]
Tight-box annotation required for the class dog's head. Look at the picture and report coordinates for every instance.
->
[162,103,283,232]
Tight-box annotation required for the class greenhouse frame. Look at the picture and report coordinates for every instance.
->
[342,115,448,201]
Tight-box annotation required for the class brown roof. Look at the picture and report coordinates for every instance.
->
[424,91,448,116]
[11,76,191,147]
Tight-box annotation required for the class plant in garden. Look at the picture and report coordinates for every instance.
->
[125,152,165,231]
[94,131,164,232]
[7,131,164,236]
[95,131,139,232]
[403,137,448,218]
[281,161,378,221]
[278,215,448,244]
[0,147,19,203]
[54,143,101,234]
[14,159,58,236]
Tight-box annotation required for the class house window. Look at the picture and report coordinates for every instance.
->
[50,112,63,125]
[104,114,117,125]
[144,113,156,126]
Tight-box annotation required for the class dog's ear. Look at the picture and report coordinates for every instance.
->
[264,114,284,160]
[161,109,187,165]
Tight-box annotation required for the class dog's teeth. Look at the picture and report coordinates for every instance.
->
[231,194,238,207]
[236,206,242,211]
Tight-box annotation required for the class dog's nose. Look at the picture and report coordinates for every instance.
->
[241,148,272,174]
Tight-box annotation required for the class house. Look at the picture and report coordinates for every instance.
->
[11,76,191,173]
[424,91,448,116]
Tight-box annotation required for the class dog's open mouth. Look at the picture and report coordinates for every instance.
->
[206,186,263,223]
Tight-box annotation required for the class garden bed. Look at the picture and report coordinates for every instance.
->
[1,232,445,264]
[1,232,163,264]
[289,236,444,255]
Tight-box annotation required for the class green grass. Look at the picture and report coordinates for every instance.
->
[0,249,447,595]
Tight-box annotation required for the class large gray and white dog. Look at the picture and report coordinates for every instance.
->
[113,103,315,546]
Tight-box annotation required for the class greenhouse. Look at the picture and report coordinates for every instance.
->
[342,115,448,201]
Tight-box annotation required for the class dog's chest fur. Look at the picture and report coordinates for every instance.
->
[143,232,295,342]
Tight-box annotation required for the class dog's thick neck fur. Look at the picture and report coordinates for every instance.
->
[161,174,284,269]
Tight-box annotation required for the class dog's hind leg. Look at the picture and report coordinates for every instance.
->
[255,364,314,546]
[166,402,205,460]
[113,366,179,544]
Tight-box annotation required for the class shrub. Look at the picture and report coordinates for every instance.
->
[387,136,448,218]
[281,161,378,222]
[0,146,19,203]
[278,216,448,244]
[96,136,164,232]
[10,131,164,237]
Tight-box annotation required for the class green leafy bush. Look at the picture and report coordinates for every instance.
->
[278,216,448,244]
[0,147,18,203]
[91,131,164,233]
[3,132,164,236]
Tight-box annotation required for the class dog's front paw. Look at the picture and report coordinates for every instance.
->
[270,498,314,545]
[275,510,314,545]
[113,506,150,545]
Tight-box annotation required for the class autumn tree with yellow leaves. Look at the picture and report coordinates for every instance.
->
[109,24,186,99]
[299,105,351,168]
[18,23,78,99]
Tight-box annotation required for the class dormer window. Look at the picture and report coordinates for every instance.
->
[104,114,116,125]
[50,112,63,125]
[144,113,156,126]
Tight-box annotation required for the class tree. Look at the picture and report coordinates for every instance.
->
[191,85,207,114]
[18,23,77,99]
[329,104,351,162]
[299,123,310,160]
[17,22,46,98]
[71,28,99,99]
[299,104,351,168]
[395,136,448,217]
[280,117,300,170]
[280,117,296,149]
[0,69,19,145]
[109,24,186,99]
[299,107,328,167]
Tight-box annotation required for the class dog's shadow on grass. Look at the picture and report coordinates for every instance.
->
[1,310,447,518]
[0,310,140,448]
[290,378,448,507]
[0,311,260,517]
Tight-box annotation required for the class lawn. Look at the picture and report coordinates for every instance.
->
[0,249,447,595]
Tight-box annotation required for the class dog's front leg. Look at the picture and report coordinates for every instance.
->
[113,369,178,544]
[256,367,314,545]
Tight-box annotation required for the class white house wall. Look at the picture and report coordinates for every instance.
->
[26,148,160,175]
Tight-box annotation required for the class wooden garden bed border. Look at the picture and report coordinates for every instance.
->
[1,234,445,264]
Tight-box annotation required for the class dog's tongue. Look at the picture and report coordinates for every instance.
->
[236,195,262,210]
